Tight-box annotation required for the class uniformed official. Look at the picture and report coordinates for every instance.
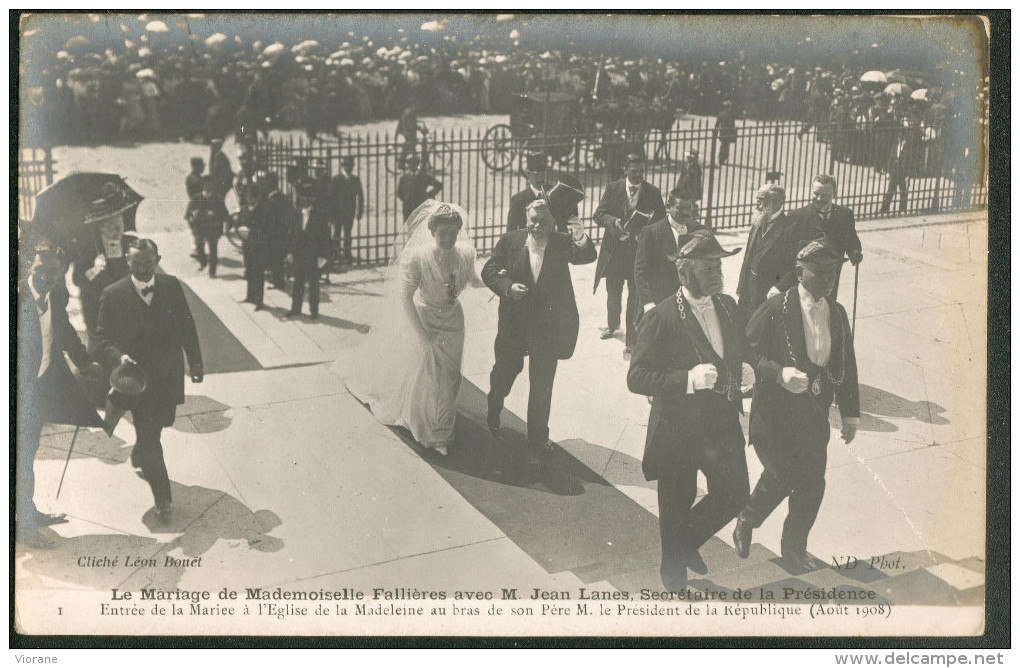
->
[733,240,860,572]
[628,228,754,590]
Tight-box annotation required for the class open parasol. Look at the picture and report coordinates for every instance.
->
[910,88,929,100]
[33,173,143,251]
[859,70,887,84]
[883,83,912,96]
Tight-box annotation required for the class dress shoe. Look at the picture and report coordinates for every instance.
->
[733,514,753,559]
[600,327,617,340]
[309,312,319,320]
[486,402,502,436]
[783,551,821,572]
[33,511,68,527]
[154,505,172,527]
[684,547,708,575]
[284,310,301,319]
[254,304,264,311]
[660,561,688,591]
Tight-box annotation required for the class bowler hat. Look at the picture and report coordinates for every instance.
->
[84,182,137,225]
[676,229,741,260]
[103,361,147,436]
[796,239,847,266]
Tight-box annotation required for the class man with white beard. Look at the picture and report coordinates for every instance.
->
[735,183,795,322]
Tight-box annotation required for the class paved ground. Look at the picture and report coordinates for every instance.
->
[15,200,987,636]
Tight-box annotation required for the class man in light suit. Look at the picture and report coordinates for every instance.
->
[93,239,204,524]
[733,240,860,572]
[781,174,863,302]
[628,229,752,590]
[17,234,104,548]
[593,152,667,353]
[483,199,597,462]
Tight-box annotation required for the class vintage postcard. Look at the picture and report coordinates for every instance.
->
[14,12,992,638]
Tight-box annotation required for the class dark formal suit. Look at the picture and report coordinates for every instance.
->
[243,193,275,307]
[93,274,203,509]
[17,282,103,526]
[627,291,750,573]
[330,169,365,258]
[594,179,667,346]
[735,212,795,320]
[634,216,705,315]
[780,204,862,301]
[264,190,291,289]
[396,170,442,221]
[208,150,234,221]
[482,230,597,449]
[288,202,332,315]
[742,287,860,557]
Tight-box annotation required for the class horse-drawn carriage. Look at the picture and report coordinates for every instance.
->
[481,91,607,172]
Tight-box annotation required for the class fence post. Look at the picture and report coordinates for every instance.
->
[705,120,717,228]
[44,147,54,185]
[768,123,781,182]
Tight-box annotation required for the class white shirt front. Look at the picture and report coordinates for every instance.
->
[626,180,642,211]
[798,283,831,366]
[530,185,544,198]
[132,275,155,306]
[301,206,313,231]
[666,214,689,248]
[683,287,725,359]
[525,235,547,282]
[30,282,53,378]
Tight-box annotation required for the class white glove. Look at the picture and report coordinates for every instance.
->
[740,362,756,392]
[85,255,107,281]
[317,257,328,269]
[779,367,809,394]
[767,285,780,298]
[689,363,718,391]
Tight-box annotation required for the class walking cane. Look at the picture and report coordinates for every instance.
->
[55,425,81,499]
[851,263,860,339]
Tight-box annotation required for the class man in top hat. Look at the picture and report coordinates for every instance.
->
[732,240,860,572]
[483,199,597,463]
[715,100,737,166]
[736,183,795,321]
[70,182,139,338]
[674,148,703,204]
[17,234,104,548]
[330,155,365,269]
[635,189,705,318]
[396,153,443,222]
[92,238,204,525]
[781,174,863,302]
[285,181,331,319]
[507,152,551,234]
[627,228,752,590]
[593,152,667,353]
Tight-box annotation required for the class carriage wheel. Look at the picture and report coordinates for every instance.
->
[481,124,515,172]
[383,143,403,176]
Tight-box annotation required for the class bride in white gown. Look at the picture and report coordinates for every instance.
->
[339,200,483,455]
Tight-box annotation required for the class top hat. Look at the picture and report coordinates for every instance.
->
[676,229,741,260]
[524,152,548,173]
[84,182,137,225]
[626,151,645,164]
[796,239,847,266]
[103,360,147,436]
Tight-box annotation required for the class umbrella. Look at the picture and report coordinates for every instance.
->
[33,173,143,251]
[293,39,322,54]
[884,83,912,96]
[204,33,228,48]
[859,70,887,83]
[911,88,929,100]
[262,42,285,57]
[145,20,170,34]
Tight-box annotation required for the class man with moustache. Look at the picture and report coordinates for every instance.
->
[483,198,597,463]
[732,240,860,572]
[593,152,667,353]
[17,234,104,548]
[93,239,204,524]
[628,228,754,590]
[634,189,704,318]
[782,175,863,302]
[735,183,795,321]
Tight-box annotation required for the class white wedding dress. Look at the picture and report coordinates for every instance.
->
[337,201,483,450]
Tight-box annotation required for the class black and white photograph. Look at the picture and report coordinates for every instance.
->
[13,11,996,641]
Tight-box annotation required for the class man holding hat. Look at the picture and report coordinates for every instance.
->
[733,240,860,572]
[506,152,580,235]
[483,198,596,463]
[635,188,706,318]
[736,183,795,321]
[628,228,753,590]
[92,238,204,525]
[593,152,667,353]
[17,234,104,548]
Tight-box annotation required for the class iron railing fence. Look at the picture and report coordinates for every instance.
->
[17,147,56,222]
[254,118,986,266]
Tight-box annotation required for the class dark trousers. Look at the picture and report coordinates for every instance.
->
[657,437,749,568]
[291,255,321,315]
[130,405,173,509]
[489,348,559,449]
[606,273,639,346]
[718,139,732,166]
[245,256,266,306]
[881,174,909,213]
[268,253,286,289]
[197,235,220,276]
[338,216,355,258]
[741,432,829,557]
